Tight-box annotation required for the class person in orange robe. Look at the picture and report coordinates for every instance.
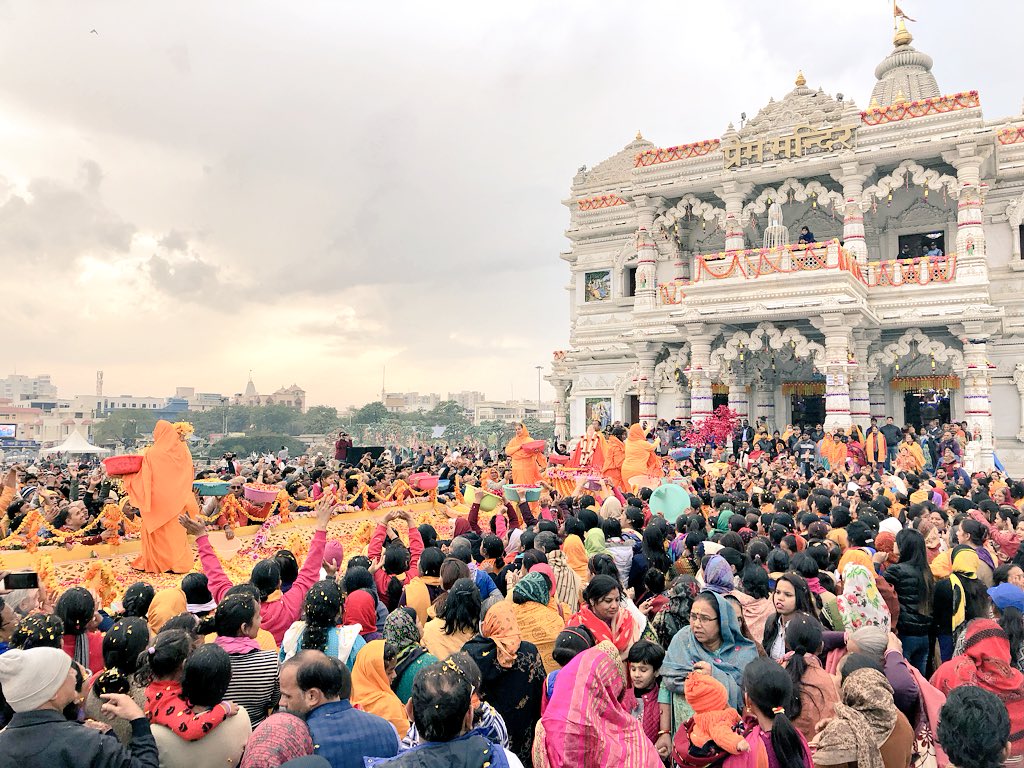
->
[505,422,546,486]
[570,421,606,470]
[601,425,627,492]
[621,423,662,488]
[126,420,199,573]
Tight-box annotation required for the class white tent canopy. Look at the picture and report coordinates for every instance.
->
[39,430,110,456]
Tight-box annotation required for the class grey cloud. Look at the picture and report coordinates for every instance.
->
[159,230,190,252]
[144,253,236,306]
[0,162,134,264]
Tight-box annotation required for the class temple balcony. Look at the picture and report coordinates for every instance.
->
[658,240,957,306]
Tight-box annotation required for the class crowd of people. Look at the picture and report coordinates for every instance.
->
[0,413,1023,768]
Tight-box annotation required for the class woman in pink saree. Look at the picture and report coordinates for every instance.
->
[532,641,662,768]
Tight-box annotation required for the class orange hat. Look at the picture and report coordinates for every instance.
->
[683,672,728,714]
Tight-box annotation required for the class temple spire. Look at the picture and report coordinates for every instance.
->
[795,70,806,87]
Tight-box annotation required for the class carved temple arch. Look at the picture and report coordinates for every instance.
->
[656,194,726,230]
[654,343,691,391]
[866,328,965,379]
[709,322,825,375]
[742,178,844,219]
[859,160,959,212]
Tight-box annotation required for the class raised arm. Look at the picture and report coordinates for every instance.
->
[179,514,234,601]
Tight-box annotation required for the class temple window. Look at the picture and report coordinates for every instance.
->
[897,231,945,259]
[624,266,638,297]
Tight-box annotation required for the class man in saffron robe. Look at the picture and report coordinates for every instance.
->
[505,422,546,486]
[621,423,662,488]
[602,425,627,492]
[126,420,198,573]
[570,421,606,470]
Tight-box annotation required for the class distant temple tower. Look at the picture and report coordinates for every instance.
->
[96,370,104,397]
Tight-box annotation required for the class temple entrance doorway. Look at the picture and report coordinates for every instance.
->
[903,390,951,430]
[628,395,640,425]
[790,395,825,429]
[712,393,729,411]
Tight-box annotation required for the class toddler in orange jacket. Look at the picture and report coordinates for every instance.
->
[683,672,749,754]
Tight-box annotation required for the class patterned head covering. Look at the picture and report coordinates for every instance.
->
[513,573,552,606]
[837,563,890,633]
[811,667,896,768]
[481,601,522,669]
[702,554,734,594]
[240,712,314,768]
[382,608,420,652]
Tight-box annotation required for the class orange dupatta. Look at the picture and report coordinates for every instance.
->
[351,639,410,734]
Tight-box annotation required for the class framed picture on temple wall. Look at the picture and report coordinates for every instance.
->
[585,397,612,429]
[584,270,611,302]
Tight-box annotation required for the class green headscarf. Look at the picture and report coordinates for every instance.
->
[584,528,608,556]
[513,572,551,606]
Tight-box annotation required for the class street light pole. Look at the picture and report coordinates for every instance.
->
[535,365,542,422]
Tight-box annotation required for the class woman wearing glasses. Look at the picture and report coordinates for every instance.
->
[656,590,758,760]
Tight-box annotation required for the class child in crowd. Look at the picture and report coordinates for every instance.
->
[626,639,665,746]
[137,628,238,740]
[679,672,749,761]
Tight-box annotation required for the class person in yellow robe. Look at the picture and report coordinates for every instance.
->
[621,424,662,487]
[126,420,198,574]
[897,433,926,472]
[505,422,546,486]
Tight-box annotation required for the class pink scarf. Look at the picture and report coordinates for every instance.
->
[214,635,262,654]
[805,577,825,595]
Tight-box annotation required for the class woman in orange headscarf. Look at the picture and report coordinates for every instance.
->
[505,422,546,486]
[125,420,198,574]
[601,425,627,493]
[621,424,661,487]
[350,639,410,735]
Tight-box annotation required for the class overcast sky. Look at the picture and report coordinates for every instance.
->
[0,1,1019,409]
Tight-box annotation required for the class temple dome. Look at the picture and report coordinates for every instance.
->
[869,22,940,107]
[737,76,847,141]
[578,133,654,188]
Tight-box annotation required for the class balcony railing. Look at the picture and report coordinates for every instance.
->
[658,240,958,305]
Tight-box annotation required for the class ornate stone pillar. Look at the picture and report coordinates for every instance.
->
[634,345,659,425]
[715,181,754,252]
[684,323,720,423]
[944,144,992,281]
[952,321,998,469]
[813,314,856,431]
[832,161,874,265]
[633,196,665,312]
[552,386,569,442]
[753,379,775,432]
[677,387,691,422]
[727,377,749,423]
[869,381,887,422]
[849,330,877,430]
[1013,364,1024,442]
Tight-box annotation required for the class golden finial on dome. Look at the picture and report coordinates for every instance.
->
[795,70,806,87]
[635,130,644,141]
[893,16,913,46]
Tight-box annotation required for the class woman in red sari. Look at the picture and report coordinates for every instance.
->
[566,574,635,657]
[126,420,198,573]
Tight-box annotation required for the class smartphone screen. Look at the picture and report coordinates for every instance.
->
[2,572,39,590]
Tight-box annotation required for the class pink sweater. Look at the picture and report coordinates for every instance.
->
[199,528,327,644]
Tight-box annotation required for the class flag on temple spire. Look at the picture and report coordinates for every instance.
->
[893,2,916,21]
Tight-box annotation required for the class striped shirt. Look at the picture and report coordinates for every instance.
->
[224,649,280,727]
[547,551,581,613]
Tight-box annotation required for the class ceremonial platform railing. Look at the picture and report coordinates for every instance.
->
[658,240,958,305]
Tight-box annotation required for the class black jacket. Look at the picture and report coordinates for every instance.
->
[0,710,158,768]
[883,563,932,636]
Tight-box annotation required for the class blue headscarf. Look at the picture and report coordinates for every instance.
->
[660,590,758,710]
